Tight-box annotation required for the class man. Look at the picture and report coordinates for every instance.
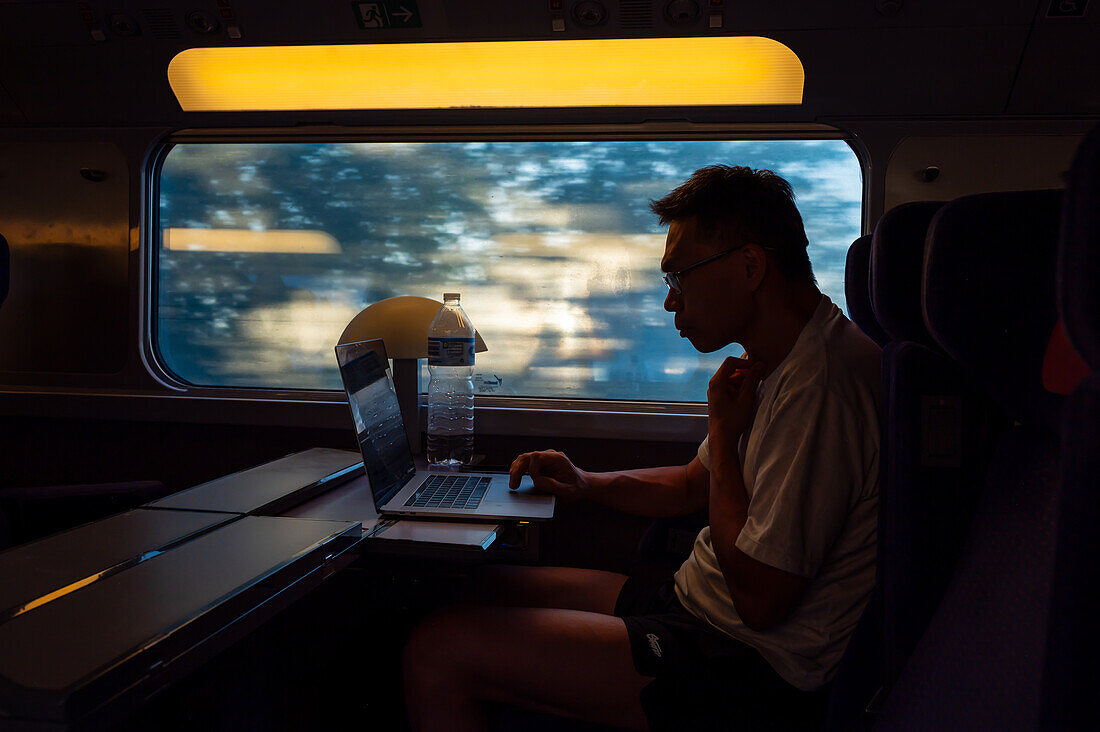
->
[403,166,881,731]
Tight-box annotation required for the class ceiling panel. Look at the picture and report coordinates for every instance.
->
[0,2,91,46]
[1008,16,1100,115]
[0,0,1087,125]
[0,0,1045,47]
[0,79,24,122]
[787,26,1029,117]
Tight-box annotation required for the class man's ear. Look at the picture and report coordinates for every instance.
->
[742,244,768,292]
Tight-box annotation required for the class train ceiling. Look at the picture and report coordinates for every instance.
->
[0,0,1096,127]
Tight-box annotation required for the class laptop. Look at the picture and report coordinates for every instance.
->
[334,338,555,521]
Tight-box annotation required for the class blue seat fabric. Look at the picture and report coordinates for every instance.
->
[877,189,1066,728]
[878,341,1002,694]
[822,231,899,730]
[923,190,1066,427]
[869,198,1002,693]
[844,234,890,347]
[849,200,1000,709]
[823,588,881,731]
[870,202,944,347]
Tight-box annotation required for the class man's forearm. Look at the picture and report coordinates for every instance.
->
[708,453,803,631]
[707,453,758,620]
[582,465,702,517]
[708,459,750,568]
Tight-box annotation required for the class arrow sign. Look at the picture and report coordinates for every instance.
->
[353,0,421,28]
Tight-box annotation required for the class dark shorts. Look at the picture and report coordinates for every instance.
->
[614,571,831,731]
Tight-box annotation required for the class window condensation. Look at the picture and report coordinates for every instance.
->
[156,140,862,400]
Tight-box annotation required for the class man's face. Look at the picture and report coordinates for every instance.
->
[661,216,751,353]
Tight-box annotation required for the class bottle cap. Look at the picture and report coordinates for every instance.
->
[443,292,461,301]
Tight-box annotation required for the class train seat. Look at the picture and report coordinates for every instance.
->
[827,200,992,730]
[820,230,900,730]
[1040,123,1100,729]
[868,201,1006,696]
[844,234,890,347]
[876,188,1065,727]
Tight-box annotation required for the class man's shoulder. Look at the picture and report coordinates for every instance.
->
[773,311,881,411]
[824,312,882,388]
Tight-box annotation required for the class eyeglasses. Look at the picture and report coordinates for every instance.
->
[662,245,747,294]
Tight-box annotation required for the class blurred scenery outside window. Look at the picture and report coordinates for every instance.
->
[156,140,862,401]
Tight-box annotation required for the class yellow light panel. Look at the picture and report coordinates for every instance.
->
[162,228,341,253]
[167,37,803,111]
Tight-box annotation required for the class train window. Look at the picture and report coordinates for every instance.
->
[154,139,861,401]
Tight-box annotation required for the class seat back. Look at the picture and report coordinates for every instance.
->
[870,202,944,350]
[869,201,1004,694]
[1041,124,1100,729]
[822,232,895,730]
[822,588,881,731]
[844,234,890,347]
[877,189,1065,727]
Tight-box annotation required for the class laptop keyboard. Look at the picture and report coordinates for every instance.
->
[404,474,491,510]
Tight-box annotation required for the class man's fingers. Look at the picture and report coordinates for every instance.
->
[730,359,765,381]
[722,355,751,373]
[510,450,574,490]
[713,355,751,383]
[508,453,531,489]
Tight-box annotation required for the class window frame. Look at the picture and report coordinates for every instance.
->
[142,123,867,441]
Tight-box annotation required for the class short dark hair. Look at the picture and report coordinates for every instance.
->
[650,165,815,284]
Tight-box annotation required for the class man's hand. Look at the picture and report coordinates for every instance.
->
[707,356,766,449]
[508,450,590,500]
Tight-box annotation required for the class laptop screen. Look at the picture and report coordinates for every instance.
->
[334,339,417,508]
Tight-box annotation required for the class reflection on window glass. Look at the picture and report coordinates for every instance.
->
[157,140,861,400]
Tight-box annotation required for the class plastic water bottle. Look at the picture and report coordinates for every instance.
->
[426,292,475,466]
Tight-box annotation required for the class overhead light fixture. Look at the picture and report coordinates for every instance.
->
[167,36,803,111]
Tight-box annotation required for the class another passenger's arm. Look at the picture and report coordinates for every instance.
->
[508,450,709,518]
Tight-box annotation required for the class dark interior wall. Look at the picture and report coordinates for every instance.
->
[0,413,694,570]
[0,415,696,494]
[0,416,355,494]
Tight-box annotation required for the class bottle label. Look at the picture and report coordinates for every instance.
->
[428,337,474,366]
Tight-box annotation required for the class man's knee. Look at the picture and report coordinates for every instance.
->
[403,606,481,695]
[465,564,542,606]
[472,563,523,588]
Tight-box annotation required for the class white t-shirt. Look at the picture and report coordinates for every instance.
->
[673,295,882,691]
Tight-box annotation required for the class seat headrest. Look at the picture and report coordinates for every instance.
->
[924,189,1065,428]
[870,201,944,346]
[1,234,9,309]
[1058,123,1100,371]
[844,234,890,347]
